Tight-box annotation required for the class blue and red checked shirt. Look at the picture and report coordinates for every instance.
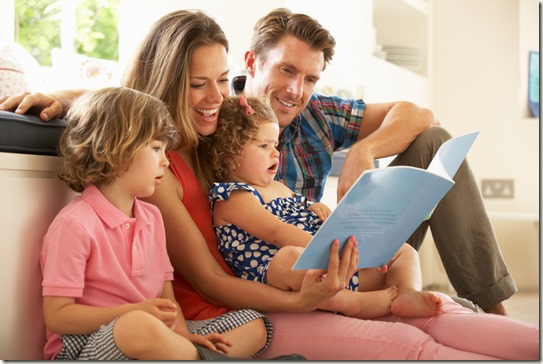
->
[232,76,366,201]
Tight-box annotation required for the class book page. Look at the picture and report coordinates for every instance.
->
[293,131,479,270]
[427,131,479,179]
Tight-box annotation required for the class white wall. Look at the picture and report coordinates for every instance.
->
[118,0,370,88]
[118,0,284,73]
[117,0,539,214]
[432,0,539,214]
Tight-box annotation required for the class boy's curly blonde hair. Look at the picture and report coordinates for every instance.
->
[208,96,277,182]
[59,87,179,192]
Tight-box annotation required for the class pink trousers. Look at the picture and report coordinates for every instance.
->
[255,293,539,360]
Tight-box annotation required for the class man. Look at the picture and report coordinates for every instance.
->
[233,8,515,315]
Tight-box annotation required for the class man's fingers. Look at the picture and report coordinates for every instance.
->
[0,94,27,112]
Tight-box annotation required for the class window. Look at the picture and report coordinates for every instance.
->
[14,0,119,67]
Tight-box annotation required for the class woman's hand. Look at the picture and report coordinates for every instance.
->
[0,91,64,121]
[298,236,359,311]
[187,333,232,354]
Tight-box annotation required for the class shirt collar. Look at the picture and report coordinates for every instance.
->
[278,113,302,151]
[81,185,150,229]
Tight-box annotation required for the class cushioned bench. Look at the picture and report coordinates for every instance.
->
[0,110,65,156]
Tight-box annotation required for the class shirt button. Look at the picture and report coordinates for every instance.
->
[125,223,130,229]
[133,245,138,251]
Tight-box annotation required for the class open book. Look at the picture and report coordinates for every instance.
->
[292,131,479,270]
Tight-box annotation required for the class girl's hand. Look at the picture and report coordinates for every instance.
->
[136,298,178,328]
[308,202,332,221]
[188,333,232,354]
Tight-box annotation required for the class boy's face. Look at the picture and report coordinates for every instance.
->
[228,122,280,187]
[116,139,170,199]
[246,35,325,129]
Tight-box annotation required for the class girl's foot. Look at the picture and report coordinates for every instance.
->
[391,290,443,318]
[346,286,399,319]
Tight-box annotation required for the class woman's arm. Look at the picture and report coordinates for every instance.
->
[0,89,87,120]
[213,190,312,248]
[144,169,357,313]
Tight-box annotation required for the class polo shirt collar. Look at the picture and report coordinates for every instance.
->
[81,185,150,229]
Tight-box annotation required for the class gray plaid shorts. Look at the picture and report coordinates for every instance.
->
[54,309,271,360]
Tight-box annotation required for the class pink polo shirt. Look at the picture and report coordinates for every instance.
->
[40,185,174,359]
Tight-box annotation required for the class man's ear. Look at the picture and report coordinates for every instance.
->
[244,50,257,77]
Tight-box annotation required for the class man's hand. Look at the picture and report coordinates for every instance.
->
[337,145,375,201]
[0,91,64,121]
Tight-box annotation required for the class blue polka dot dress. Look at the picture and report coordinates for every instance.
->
[209,182,358,290]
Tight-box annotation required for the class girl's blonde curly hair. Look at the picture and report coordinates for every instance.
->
[207,95,277,182]
[59,87,179,192]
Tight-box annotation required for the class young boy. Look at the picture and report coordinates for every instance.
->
[41,87,278,360]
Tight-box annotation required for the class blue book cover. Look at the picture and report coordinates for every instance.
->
[292,131,479,270]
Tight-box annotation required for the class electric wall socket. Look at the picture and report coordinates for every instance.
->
[481,179,514,198]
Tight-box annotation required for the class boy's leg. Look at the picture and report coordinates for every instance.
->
[189,310,271,358]
[389,126,516,313]
[113,310,200,360]
[114,310,304,361]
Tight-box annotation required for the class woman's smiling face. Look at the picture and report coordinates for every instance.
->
[189,43,230,136]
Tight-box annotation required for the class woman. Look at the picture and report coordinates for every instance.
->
[0,10,538,360]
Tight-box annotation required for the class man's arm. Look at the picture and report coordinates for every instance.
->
[337,101,440,201]
[0,89,87,121]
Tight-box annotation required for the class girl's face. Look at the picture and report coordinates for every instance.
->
[189,43,230,136]
[116,139,170,198]
[228,121,280,187]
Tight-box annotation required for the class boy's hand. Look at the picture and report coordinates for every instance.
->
[137,298,178,328]
[188,333,232,354]
[308,202,332,221]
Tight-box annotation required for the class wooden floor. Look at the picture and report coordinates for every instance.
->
[503,290,540,327]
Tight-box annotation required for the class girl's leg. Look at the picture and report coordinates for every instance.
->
[359,243,443,317]
[113,310,200,360]
[381,293,540,360]
[257,311,500,360]
[268,246,397,318]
